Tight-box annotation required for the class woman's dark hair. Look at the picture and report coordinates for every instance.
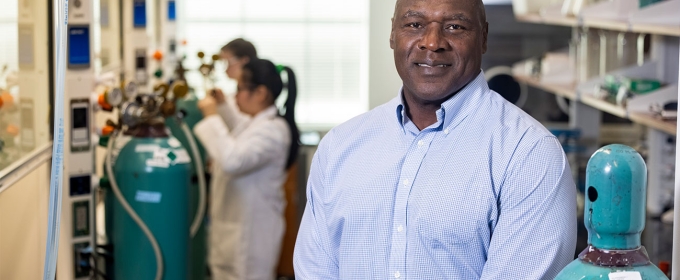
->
[241,59,299,170]
[221,38,258,59]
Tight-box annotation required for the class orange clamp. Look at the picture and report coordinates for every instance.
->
[102,125,115,136]
[153,50,164,61]
[98,94,112,110]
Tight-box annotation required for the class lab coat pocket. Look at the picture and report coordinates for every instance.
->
[209,222,244,274]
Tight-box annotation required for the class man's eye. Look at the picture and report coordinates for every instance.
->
[406,23,422,28]
[446,24,463,30]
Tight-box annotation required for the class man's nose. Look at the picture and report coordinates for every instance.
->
[419,24,447,52]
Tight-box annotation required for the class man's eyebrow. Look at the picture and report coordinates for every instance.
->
[401,10,474,24]
[446,13,474,23]
[401,10,425,19]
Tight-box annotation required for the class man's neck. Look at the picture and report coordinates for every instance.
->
[402,95,442,131]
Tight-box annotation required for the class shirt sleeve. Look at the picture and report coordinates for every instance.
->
[480,136,577,280]
[293,132,340,279]
[216,95,251,131]
[193,115,288,175]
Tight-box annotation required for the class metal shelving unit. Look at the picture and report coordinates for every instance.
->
[513,1,680,275]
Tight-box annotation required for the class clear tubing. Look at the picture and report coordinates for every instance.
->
[106,133,164,280]
[43,0,68,279]
[180,121,206,237]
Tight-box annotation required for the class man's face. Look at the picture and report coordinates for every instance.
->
[391,0,488,104]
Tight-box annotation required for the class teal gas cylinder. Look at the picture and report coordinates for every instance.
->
[555,144,668,279]
[166,92,207,165]
[112,123,192,280]
[165,92,209,280]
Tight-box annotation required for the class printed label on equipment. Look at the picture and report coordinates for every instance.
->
[173,149,191,164]
[139,145,191,168]
[135,144,159,153]
[168,137,181,148]
[135,190,162,203]
[147,157,170,168]
[609,271,642,280]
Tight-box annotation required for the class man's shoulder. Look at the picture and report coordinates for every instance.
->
[485,89,555,141]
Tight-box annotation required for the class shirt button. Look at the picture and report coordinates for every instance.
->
[418,140,424,147]
[395,271,401,278]
[403,179,409,186]
[397,225,403,232]
[444,129,450,134]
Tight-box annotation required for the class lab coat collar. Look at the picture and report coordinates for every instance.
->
[253,105,280,122]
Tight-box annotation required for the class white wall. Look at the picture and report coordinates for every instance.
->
[0,162,49,280]
[368,0,402,109]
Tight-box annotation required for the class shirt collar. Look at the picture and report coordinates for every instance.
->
[394,71,488,134]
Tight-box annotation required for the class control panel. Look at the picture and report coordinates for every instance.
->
[57,0,96,279]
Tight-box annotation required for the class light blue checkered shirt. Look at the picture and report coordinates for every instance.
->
[294,72,577,279]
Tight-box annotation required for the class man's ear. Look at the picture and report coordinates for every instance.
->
[390,18,396,50]
[482,22,489,54]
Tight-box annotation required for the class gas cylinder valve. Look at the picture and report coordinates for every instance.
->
[555,144,669,279]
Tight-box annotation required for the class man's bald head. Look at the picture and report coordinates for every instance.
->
[393,0,487,27]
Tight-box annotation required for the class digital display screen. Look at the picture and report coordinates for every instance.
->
[68,26,90,68]
[73,107,88,128]
[136,50,147,70]
[168,0,176,21]
[73,201,90,237]
[69,175,91,196]
[133,0,147,28]
[169,39,176,53]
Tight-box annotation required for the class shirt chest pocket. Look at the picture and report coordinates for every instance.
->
[411,188,487,248]
[414,209,477,248]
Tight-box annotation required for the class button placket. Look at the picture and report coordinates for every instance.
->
[388,132,435,279]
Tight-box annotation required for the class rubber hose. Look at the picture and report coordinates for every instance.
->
[105,132,164,280]
[180,121,207,237]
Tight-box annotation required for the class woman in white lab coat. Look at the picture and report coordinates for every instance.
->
[193,58,299,280]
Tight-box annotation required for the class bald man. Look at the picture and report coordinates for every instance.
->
[293,0,577,278]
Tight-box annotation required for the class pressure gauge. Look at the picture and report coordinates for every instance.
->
[154,84,170,97]
[124,82,138,99]
[172,82,189,99]
[121,102,142,127]
[106,88,123,106]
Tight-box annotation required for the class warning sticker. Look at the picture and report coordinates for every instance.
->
[609,271,642,280]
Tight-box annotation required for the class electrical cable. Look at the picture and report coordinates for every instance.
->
[43,0,68,279]
[105,132,164,280]
[180,121,207,237]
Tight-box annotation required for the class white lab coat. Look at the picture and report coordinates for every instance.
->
[193,100,290,280]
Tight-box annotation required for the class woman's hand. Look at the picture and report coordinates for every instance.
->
[198,96,218,117]
[208,88,226,104]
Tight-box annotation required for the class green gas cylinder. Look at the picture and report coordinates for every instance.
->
[111,123,191,280]
[555,144,668,279]
[165,92,209,280]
